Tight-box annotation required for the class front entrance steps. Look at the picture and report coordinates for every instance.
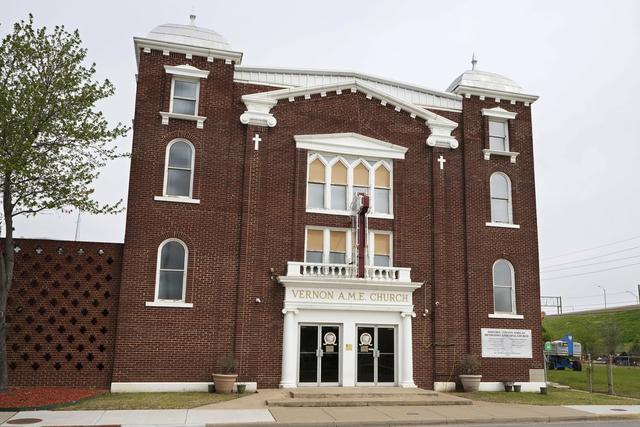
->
[267,387,472,407]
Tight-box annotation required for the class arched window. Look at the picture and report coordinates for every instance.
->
[331,161,348,210]
[165,140,194,198]
[374,166,391,215]
[493,259,515,314]
[353,162,369,200]
[490,172,512,223]
[308,158,326,209]
[156,239,188,302]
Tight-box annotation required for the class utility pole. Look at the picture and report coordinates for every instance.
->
[625,290,639,305]
[597,285,607,309]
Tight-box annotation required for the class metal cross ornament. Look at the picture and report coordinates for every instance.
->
[437,155,446,170]
[252,133,262,151]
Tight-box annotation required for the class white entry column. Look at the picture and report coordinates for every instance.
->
[279,308,298,388]
[399,311,417,388]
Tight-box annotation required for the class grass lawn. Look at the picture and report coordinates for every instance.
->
[456,389,640,406]
[54,392,242,410]
[548,365,640,399]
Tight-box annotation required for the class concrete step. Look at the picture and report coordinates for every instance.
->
[267,395,472,407]
[289,390,439,399]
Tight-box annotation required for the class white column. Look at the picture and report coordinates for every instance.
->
[399,311,417,388]
[279,308,298,388]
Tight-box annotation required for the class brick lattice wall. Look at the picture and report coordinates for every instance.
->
[5,239,122,388]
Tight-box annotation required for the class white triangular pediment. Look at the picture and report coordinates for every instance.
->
[294,132,407,159]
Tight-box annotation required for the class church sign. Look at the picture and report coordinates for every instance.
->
[481,328,532,359]
[286,287,411,306]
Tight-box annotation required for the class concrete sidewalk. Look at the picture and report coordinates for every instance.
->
[1,402,640,426]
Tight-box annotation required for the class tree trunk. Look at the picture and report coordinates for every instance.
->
[0,174,15,392]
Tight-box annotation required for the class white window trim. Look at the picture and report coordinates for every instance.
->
[368,229,393,267]
[482,148,519,164]
[489,172,514,225]
[160,64,209,129]
[492,259,517,316]
[158,139,197,201]
[304,226,352,265]
[148,238,191,307]
[485,222,520,229]
[154,195,201,204]
[306,153,393,219]
[303,226,392,267]
[488,119,510,152]
[488,313,524,319]
[483,107,518,163]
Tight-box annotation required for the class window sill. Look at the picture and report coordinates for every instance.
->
[489,313,524,320]
[154,196,201,204]
[160,111,207,129]
[486,222,520,229]
[482,149,519,163]
[306,208,393,220]
[146,301,193,309]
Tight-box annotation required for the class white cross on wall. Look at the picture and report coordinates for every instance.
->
[437,155,446,170]
[253,133,262,151]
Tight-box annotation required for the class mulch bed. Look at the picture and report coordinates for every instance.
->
[0,387,107,410]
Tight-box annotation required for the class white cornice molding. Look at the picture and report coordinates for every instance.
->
[133,37,243,69]
[280,276,423,293]
[482,106,517,120]
[294,133,408,159]
[239,80,460,148]
[164,64,210,79]
[453,85,539,105]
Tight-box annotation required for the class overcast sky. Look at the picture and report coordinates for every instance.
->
[2,0,640,313]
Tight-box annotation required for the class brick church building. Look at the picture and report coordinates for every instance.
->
[6,16,544,392]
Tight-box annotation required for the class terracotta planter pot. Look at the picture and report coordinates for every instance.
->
[459,374,482,392]
[212,373,238,394]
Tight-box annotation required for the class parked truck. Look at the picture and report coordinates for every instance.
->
[545,334,582,371]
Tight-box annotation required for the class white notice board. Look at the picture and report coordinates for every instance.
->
[481,328,532,359]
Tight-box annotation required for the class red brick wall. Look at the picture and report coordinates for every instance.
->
[5,239,122,388]
[113,47,543,388]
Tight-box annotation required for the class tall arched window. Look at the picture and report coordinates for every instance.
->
[156,239,188,302]
[493,259,515,314]
[353,162,370,200]
[308,158,326,209]
[331,161,348,210]
[374,166,391,215]
[165,140,194,198]
[490,172,512,223]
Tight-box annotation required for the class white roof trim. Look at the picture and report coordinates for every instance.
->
[134,37,243,69]
[453,85,538,105]
[241,80,459,149]
[482,106,517,120]
[234,66,463,112]
[164,64,210,79]
[295,133,408,160]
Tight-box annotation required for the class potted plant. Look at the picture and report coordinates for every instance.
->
[212,352,238,394]
[459,354,482,392]
[513,384,522,392]
[503,380,514,392]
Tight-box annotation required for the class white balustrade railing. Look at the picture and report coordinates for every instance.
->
[286,261,412,282]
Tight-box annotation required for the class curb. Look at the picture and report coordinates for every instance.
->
[205,412,640,427]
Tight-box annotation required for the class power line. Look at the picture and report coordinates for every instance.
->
[541,261,640,281]
[559,291,629,300]
[541,234,640,261]
[541,253,640,273]
[540,244,640,269]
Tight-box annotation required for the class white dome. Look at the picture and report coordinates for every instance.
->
[147,17,233,52]
[447,69,523,94]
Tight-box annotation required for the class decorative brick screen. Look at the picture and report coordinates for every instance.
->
[4,239,122,388]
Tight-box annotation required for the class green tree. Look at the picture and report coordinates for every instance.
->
[0,15,128,391]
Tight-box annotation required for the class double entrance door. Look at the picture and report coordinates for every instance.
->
[299,325,340,385]
[298,324,396,386]
[356,325,396,385]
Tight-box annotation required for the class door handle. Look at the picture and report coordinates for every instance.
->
[316,348,324,357]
